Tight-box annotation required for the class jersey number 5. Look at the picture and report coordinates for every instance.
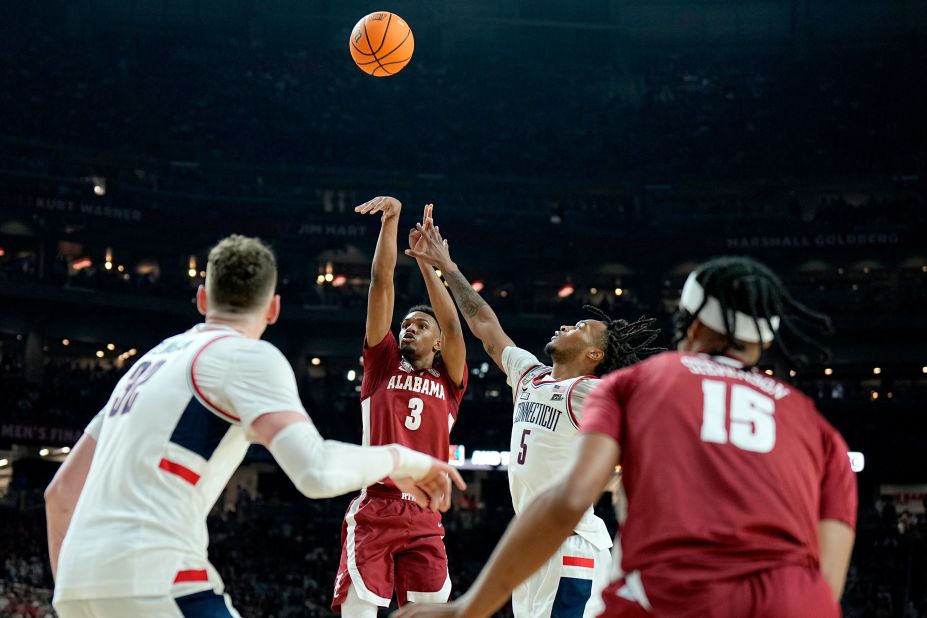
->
[700,379,776,453]
[404,397,424,431]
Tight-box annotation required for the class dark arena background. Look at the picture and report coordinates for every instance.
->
[2,1,927,616]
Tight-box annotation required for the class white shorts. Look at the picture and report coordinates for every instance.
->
[54,590,241,618]
[512,534,612,618]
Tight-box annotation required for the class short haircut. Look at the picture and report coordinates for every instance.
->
[206,235,277,313]
[404,304,439,330]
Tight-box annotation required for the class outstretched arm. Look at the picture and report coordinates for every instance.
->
[411,205,467,387]
[393,433,620,618]
[45,431,97,579]
[406,223,514,371]
[359,196,402,347]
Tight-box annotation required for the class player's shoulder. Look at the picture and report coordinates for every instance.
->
[198,333,289,371]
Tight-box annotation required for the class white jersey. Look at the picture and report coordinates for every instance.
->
[502,346,612,551]
[54,324,307,602]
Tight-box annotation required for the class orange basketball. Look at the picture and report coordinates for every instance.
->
[349,12,414,77]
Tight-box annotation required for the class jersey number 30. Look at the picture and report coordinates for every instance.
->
[700,379,776,453]
[404,397,424,431]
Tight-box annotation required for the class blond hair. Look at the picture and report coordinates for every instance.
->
[205,235,277,313]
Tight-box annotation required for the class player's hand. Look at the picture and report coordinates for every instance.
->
[393,458,467,512]
[355,196,401,223]
[404,214,454,271]
[392,600,467,618]
[408,204,434,254]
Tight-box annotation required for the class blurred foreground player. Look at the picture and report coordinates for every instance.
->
[45,235,464,618]
[395,256,857,618]
[333,199,468,617]
[405,215,660,617]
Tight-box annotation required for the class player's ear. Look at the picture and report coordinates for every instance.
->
[266,294,281,325]
[196,285,208,317]
[588,348,604,363]
[433,335,442,353]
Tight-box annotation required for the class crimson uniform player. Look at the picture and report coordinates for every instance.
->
[397,256,858,618]
[333,198,468,617]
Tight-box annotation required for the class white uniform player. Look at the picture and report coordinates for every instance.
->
[53,325,295,614]
[387,214,660,618]
[503,346,613,618]
[46,234,464,618]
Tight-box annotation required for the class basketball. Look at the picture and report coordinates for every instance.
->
[349,11,414,77]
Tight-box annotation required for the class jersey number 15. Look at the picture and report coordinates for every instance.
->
[700,379,776,453]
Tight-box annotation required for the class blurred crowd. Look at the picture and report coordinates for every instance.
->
[0,486,924,617]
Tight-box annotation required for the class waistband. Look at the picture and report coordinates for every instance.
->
[365,484,418,502]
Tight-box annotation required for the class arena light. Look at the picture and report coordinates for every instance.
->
[0,247,5,257]
[60,447,70,454]
[324,272,334,282]
[311,357,321,366]
[922,367,927,374]
[557,284,574,298]
[500,290,509,298]
[872,367,881,375]
[789,370,796,378]
[117,264,125,272]
[824,368,833,376]
[95,350,104,358]
[871,391,879,400]
[62,339,70,346]
[128,348,137,356]
[347,369,357,381]
[39,449,50,457]
[764,369,773,376]
[316,274,325,285]
[435,269,442,277]
[471,280,484,292]
[590,287,598,294]
[848,452,865,472]
[107,343,115,351]
[614,287,624,297]
[92,178,106,196]
[0,458,7,467]
[332,275,347,287]
[104,261,113,270]
[188,256,197,278]
[72,257,92,271]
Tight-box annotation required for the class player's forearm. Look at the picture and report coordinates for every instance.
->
[370,216,400,283]
[457,482,586,618]
[268,420,432,499]
[819,519,855,601]
[443,267,502,340]
[44,498,73,580]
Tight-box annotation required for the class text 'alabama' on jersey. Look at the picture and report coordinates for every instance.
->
[360,331,467,467]
[502,346,612,551]
[53,324,307,603]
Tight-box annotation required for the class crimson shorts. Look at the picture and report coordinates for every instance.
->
[332,486,451,610]
[598,565,840,618]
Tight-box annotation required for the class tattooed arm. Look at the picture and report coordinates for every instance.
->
[405,222,515,370]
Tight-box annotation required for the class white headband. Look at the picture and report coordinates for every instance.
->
[680,272,780,344]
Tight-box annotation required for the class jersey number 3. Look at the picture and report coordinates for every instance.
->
[700,379,776,453]
[404,397,424,431]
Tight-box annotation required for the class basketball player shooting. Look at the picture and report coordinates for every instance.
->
[404,214,660,618]
[332,198,469,617]
[44,235,465,618]
[395,256,857,618]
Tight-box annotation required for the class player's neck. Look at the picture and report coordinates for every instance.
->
[204,314,263,339]
[405,354,435,372]
[549,360,590,380]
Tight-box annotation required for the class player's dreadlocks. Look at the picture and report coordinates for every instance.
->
[583,305,663,376]
[673,256,833,368]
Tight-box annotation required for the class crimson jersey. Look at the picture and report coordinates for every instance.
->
[361,331,467,472]
[581,352,857,615]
